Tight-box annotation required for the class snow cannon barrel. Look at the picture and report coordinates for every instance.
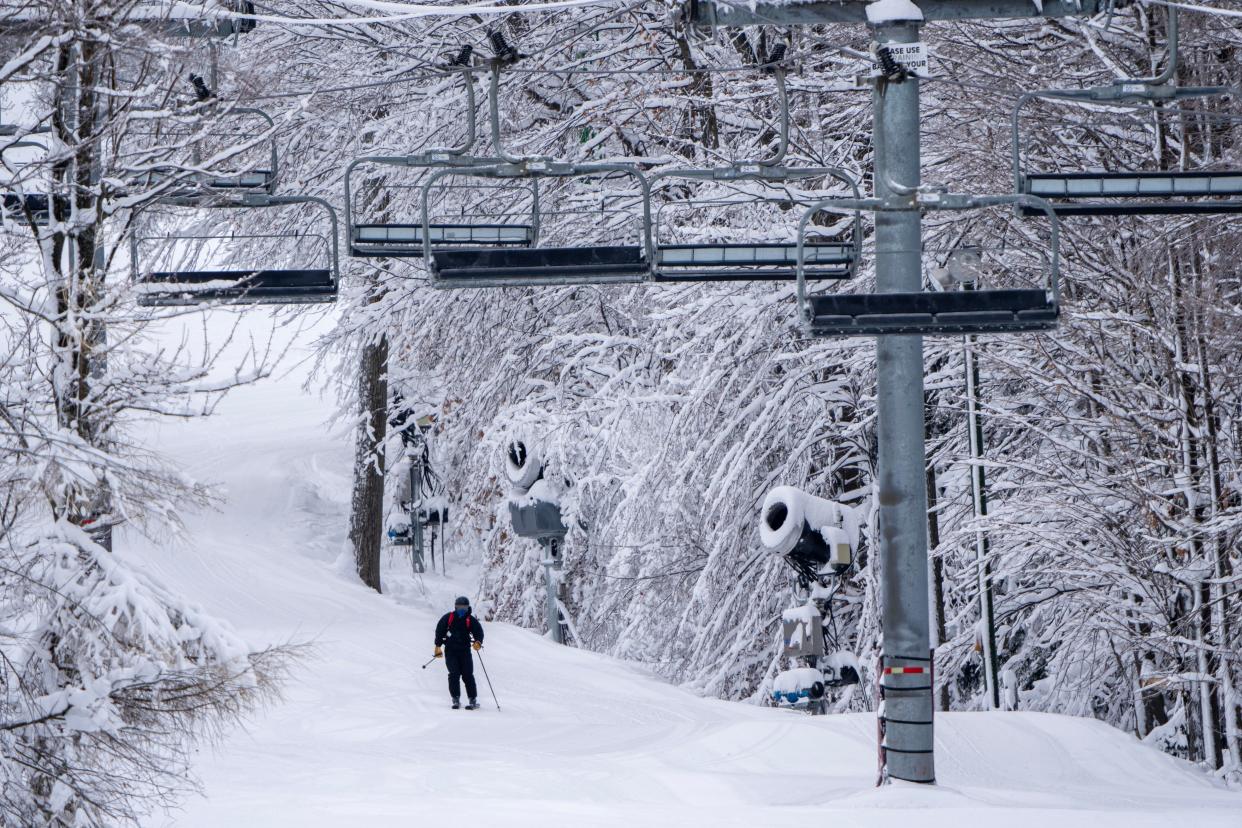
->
[505,438,544,494]
[759,486,853,575]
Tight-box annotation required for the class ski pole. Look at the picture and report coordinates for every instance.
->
[476,650,500,711]
[420,655,439,670]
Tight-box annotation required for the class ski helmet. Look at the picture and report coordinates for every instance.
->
[454,596,470,607]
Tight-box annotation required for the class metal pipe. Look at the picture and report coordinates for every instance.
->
[488,65,525,164]
[531,178,541,245]
[962,315,1000,710]
[1134,6,1178,87]
[747,68,789,167]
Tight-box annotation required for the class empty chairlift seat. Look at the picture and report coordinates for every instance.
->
[649,164,864,283]
[1021,170,1242,215]
[138,268,336,306]
[350,222,532,257]
[654,241,854,282]
[1012,77,1242,216]
[134,194,340,307]
[808,289,1058,337]
[431,244,648,287]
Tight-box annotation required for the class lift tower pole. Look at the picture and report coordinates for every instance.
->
[870,16,935,785]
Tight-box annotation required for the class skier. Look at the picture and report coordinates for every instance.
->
[434,596,485,709]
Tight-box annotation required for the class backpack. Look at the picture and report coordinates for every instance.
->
[444,611,472,639]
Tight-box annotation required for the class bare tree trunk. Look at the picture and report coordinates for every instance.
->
[348,334,389,592]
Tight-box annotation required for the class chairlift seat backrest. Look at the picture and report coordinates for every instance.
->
[201,170,274,190]
[808,289,1057,337]
[654,241,854,282]
[350,222,532,257]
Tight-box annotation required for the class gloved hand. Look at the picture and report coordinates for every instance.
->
[472,641,482,652]
[434,646,443,658]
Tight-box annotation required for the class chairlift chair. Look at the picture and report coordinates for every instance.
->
[798,193,1061,337]
[351,177,536,258]
[132,194,340,306]
[651,165,862,283]
[649,52,862,283]
[1012,8,1242,216]
[345,61,530,258]
[421,160,652,288]
[395,38,654,288]
[127,106,279,198]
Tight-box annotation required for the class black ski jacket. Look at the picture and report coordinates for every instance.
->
[435,610,484,651]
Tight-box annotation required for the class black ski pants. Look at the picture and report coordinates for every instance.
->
[445,648,477,700]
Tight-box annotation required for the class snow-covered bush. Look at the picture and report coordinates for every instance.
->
[0,525,286,825]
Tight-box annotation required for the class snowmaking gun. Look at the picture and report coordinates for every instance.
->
[760,486,862,713]
[385,404,449,574]
[504,435,571,644]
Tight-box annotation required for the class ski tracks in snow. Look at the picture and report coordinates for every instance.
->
[123,312,1238,828]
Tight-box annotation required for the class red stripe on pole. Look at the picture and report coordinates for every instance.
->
[884,667,926,675]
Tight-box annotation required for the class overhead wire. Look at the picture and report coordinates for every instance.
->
[232,0,631,26]
[233,38,862,101]
[1140,0,1242,19]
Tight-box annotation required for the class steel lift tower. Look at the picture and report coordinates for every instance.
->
[681,0,1112,786]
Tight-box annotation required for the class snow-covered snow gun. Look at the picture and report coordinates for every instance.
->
[759,486,854,589]
[759,486,861,713]
[505,436,572,646]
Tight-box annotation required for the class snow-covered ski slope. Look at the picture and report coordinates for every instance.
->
[124,312,1238,827]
